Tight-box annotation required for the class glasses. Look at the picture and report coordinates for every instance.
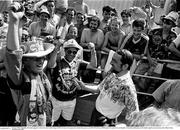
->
[111,13,116,16]
[121,15,129,18]
[66,50,78,55]
[163,19,173,25]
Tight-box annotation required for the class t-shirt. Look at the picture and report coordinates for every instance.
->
[148,28,177,59]
[52,58,87,101]
[122,33,148,55]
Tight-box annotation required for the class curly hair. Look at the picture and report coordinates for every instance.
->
[127,106,180,126]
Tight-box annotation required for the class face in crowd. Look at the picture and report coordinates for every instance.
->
[110,49,133,74]
[103,10,112,21]
[76,13,85,25]
[65,47,78,62]
[162,19,175,31]
[132,19,145,40]
[46,1,55,16]
[2,11,8,23]
[132,26,143,40]
[0,14,4,27]
[121,11,131,23]
[23,56,47,75]
[159,0,165,8]
[66,9,76,22]
[89,16,100,32]
[110,52,124,73]
[67,25,78,39]
[110,18,121,33]
[40,12,49,23]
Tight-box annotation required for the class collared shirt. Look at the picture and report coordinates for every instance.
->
[148,27,177,59]
[96,71,139,119]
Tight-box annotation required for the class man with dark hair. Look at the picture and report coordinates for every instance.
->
[99,5,113,34]
[76,49,139,126]
[120,19,149,92]
[44,0,60,28]
[75,12,87,43]
[57,8,76,40]
[121,18,148,61]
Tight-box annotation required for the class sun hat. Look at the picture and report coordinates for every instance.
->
[162,11,179,27]
[20,39,55,58]
[63,39,81,50]
[85,9,97,18]
[39,6,50,18]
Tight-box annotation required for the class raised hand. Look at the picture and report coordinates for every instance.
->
[53,39,64,52]
[72,77,82,90]
[8,2,25,23]
[88,42,95,50]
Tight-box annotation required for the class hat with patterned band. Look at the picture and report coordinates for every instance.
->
[20,40,55,57]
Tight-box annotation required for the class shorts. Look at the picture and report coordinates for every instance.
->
[51,97,76,122]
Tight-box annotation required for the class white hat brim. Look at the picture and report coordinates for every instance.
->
[23,43,55,57]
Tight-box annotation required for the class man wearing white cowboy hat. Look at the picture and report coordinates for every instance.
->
[48,39,97,126]
[4,2,55,126]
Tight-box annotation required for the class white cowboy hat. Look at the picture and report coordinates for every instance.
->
[63,39,81,50]
[20,40,55,58]
[162,11,179,27]
[39,6,50,18]
[85,9,97,18]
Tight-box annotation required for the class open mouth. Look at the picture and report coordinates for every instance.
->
[36,63,43,69]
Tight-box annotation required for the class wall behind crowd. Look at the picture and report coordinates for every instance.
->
[133,0,160,7]
[84,0,134,19]
[83,0,161,19]
[0,0,12,13]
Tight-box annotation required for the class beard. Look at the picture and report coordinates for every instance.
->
[110,67,119,74]
[112,69,119,74]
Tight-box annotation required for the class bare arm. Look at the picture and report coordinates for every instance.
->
[56,17,66,39]
[77,79,100,93]
[5,2,25,86]
[118,31,126,50]
[101,32,111,53]
[86,42,97,68]
[96,30,104,50]
[80,29,88,48]
[7,5,24,51]
[169,42,180,58]
[47,39,64,68]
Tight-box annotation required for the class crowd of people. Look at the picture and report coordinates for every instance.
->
[1,0,180,127]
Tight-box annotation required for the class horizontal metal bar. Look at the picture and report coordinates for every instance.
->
[132,74,171,81]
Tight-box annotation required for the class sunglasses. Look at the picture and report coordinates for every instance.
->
[121,15,129,18]
[66,49,78,55]
[163,19,173,25]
